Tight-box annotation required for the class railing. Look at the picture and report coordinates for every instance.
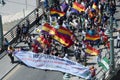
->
[3,7,43,45]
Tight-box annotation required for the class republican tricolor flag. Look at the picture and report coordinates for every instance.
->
[85,34,100,41]
[73,2,85,12]
[36,35,50,48]
[50,9,65,17]
[92,3,97,10]
[41,23,74,47]
[85,45,99,56]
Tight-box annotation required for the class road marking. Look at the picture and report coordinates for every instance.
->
[2,65,21,80]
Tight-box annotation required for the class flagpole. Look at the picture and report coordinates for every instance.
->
[0,15,3,50]
[109,15,115,73]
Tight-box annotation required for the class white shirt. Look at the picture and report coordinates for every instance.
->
[117,32,120,40]
[82,30,86,37]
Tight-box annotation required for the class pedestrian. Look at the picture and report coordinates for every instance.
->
[16,25,22,42]
[62,45,67,56]
[21,24,28,41]
[74,42,81,62]
[116,31,120,48]
[89,66,96,80]
[25,33,32,49]
[44,0,49,9]
[35,8,41,25]
[26,19,30,30]
[7,46,14,63]
[3,38,9,49]
[109,2,116,17]
[32,43,39,53]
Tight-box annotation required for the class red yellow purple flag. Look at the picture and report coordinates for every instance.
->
[36,35,50,48]
[92,3,97,10]
[85,45,99,56]
[85,34,100,41]
[54,31,74,47]
[58,26,73,37]
[42,23,73,38]
[50,9,65,17]
[72,2,85,12]
[41,23,74,47]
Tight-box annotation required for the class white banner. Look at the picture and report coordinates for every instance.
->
[15,51,91,79]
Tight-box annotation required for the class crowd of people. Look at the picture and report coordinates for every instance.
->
[4,0,120,79]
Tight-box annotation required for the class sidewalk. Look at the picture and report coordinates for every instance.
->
[0,42,29,79]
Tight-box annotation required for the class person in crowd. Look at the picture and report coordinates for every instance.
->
[16,25,22,42]
[109,2,116,17]
[35,8,41,25]
[3,38,9,49]
[25,33,32,49]
[74,41,81,62]
[32,43,39,53]
[116,31,120,48]
[26,19,30,31]
[7,45,15,63]
[81,29,86,40]
[89,66,96,80]
[31,34,37,43]
[62,45,68,56]
[21,24,28,41]
[44,0,49,9]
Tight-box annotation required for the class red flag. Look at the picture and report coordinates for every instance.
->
[41,23,74,47]
[92,3,97,10]
[73,2,85,12]
[85,45,99,56]
[36,35,50,48]
[85,34,100,41]
[50,9,65,17]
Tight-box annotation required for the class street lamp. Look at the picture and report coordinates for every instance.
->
[0,0,5,50]
[109,15,115,74]
[0,15,3,50]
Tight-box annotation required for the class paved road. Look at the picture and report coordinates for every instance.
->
[3,65,63,80]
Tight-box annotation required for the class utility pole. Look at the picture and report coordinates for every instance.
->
[0,15,3,49]
[0,0,6,50]
[109,16,115,73]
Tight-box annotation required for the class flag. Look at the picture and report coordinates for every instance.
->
[58,26,73,37]
[41,23,74,47]
[36,36,50,48]
[70,8,80,14]
[60,2,69,12]
[92,3,97,10]
[54,31,74,47]
[50,9,65,17]
[85,34,100,41]
[98,57,110,71]
[72,2,85,12]
[42,23,73,38]
[85,45,99,56]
